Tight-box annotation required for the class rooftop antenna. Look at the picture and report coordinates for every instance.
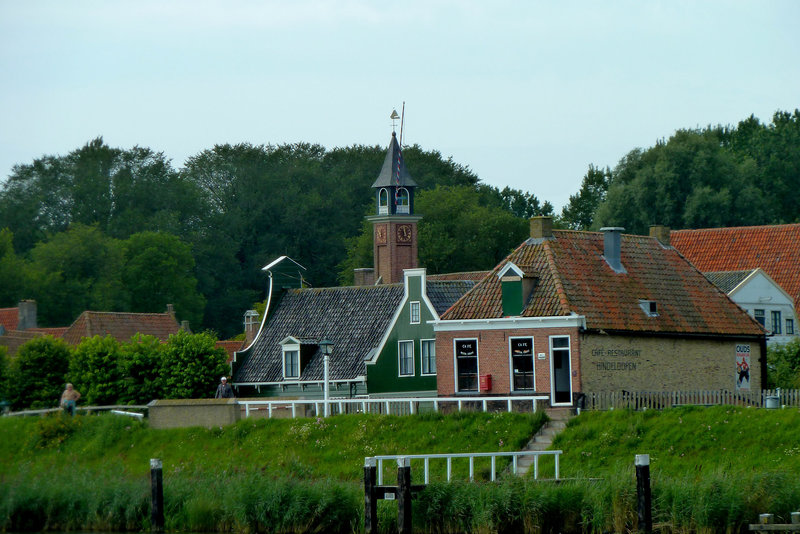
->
[399,101,405,147]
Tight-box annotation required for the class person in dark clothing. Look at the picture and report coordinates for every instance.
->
[215,376,234,399]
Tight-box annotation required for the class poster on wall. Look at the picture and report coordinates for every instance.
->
[735,344,750,390]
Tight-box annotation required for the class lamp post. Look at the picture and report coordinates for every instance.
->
[319,338,333,417]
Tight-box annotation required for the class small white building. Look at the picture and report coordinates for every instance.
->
[705,269,797,346]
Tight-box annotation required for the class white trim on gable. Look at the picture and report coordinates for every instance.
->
[434,314,586,332]
[497,261,525,279]
[365,268,440,366]
[728,268,795,303]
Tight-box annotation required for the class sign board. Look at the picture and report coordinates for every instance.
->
[735,344,750,390]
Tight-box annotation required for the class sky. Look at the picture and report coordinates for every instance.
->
[1,1,798,211]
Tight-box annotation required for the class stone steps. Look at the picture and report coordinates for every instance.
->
[516,408,574,476]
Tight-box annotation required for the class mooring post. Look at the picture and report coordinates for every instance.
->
[364,457,378,534]
[397,457,412,534]
[150,458,164,532]
[635,454,652,533]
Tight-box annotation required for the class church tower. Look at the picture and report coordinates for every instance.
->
[367,131,421,284]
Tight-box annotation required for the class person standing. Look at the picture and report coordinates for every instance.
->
[215,376,234,399]
[60,383,81,415]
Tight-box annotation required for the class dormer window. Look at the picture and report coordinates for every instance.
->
[396,188,409,214]
[379,188,389,215]
[283,347,300,378]
[280,336,309,380]
[639,300,659,317]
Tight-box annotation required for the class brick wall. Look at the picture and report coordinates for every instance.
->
[580,333,763,392]
[435,327,580,396]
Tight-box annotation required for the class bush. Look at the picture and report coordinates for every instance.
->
[161,331,228,399]
[70,335,125,405]
[119,334,164,404]
[767,338,800,388]
[9,336,71,409]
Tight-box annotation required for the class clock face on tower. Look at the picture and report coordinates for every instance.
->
[375,224,387,244]
[396,224,412,244]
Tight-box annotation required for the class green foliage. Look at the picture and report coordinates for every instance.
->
[559,165,611,230]
[0,346,9,403]
[593,110,800,232]
[0,228,31,307]
[767,338,800,389]
[27,224,126,326]
[29,412,83,449]
[121,231,205,328]
[160,331,228,399]
[416,185,529,274]
[69,335,125,405]
[9,336,71,409]
[119,334,164,404]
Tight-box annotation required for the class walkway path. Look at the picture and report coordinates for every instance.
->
[517,407,574,476]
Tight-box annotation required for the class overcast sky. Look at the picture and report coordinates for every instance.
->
[1,1,798,210]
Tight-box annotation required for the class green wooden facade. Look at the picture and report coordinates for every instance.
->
[366,269,438,396]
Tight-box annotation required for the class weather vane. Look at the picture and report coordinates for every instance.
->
[390,103,406,145]
[390,109,400,132]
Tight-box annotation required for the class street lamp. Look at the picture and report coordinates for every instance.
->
[319,338,333,416]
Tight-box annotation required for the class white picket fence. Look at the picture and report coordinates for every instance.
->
[239,395,550,419]
[581,389,800,411]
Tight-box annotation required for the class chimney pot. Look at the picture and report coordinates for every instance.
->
[353,268,375,286]
[166,304,175,314]
[530,216,553,239]
[17,300,37,330]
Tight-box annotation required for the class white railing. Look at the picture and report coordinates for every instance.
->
[240,395,549,419]
[369,450,561,484]
[581,389,800,411]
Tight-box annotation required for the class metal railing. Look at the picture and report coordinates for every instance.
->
[369,450,562,484]
[240,395,550,419]
[582,389,800,411]
[4,405,149,417]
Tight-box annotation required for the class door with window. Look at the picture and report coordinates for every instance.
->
[549,336,572,405]
[454,339,478,392]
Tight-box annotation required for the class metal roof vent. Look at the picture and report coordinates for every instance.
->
[600,227,626,273]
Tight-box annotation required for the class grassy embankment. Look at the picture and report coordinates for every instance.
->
[2,406,800,533]
[0,410,544,533]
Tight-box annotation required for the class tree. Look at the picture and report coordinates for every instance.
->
[559,165,611,230]
[767,338,800,389]
[118,334,164,404]
[0,228,30,307]
[9,336,72,409]
[121,232,205,328]
[0,346,10,405]
[69,335,125,405]
[27,224,126,326]
[160,331,229,399]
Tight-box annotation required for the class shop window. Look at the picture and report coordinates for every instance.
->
[510,337,534,390]
[455,339,478,392]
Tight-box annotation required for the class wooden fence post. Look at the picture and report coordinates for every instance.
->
[364,458,377,534]
[150,458,164,532]
[635,454,652,533]
[397,457,412,534]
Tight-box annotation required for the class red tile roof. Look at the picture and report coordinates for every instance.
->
[0,330,46,357]
[671,224,800,308]
[0,307,19,331]
[442,230,764,336]
[216,339,245,363]
[61,311,181,345]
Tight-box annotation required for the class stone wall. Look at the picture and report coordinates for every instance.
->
[148,399,241,429]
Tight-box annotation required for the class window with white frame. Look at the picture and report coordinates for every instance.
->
[410,301,420,324]
[787,318,795,335]
[421,339,436,375]
[454,339,478,392]
[398,340,414,376]
[510,337,534,391]
[379,188,389,214]
[772,310,782,334]
[396,188,409,213]
[283,349,300,379]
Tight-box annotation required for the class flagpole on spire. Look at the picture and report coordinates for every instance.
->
[399,101,405,147]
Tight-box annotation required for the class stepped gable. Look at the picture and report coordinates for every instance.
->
[234,284,405,383]
[443,229,763,336]
[61,311,181,345]
[671,224,800,308]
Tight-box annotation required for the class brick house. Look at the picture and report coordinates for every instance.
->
[434,218,767,407]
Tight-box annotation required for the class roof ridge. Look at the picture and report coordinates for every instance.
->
[673,223,800,234]
[542,239,571,313]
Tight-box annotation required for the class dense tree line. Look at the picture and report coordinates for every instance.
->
[0,139,548,337]
[0,332,228,410]
[560,110,800,232]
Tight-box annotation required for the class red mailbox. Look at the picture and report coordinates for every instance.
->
[479,374,492,392]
